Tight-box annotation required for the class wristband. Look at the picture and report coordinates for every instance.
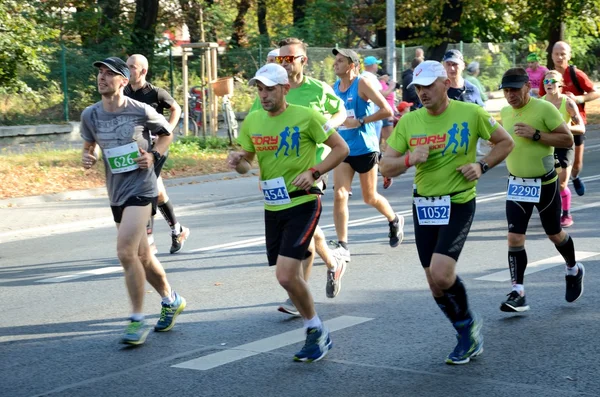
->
[323,121,333,132]
[404,153,411,168]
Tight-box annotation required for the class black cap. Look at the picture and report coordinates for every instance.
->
[332,48,360,65]
[499,74,530,89]
[93,57,130,79]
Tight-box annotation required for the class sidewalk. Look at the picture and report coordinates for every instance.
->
[0,170,263,244]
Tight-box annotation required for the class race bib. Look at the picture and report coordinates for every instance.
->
[337,109,356,131]
[261,177,291,206]
[414,196,451,225]
[104,143,140,174]
[506,177,541,203]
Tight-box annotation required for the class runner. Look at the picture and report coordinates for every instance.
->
[228,63,349,362]
[266,48,279,64]
[525,53,548,98]
[331,48,403,262]
[380,60,514,364]
[498,67,585,313]
[541,70,586,227]
[125,54,191,255]
[81,57,186,345]
[539,41,600,195]
[250,38,348,307]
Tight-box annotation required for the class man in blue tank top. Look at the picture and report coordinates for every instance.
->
[331,48,403,262]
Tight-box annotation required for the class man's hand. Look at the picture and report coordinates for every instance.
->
[134,148,154,169]
[409,145,430,165]
[343,118,361,129]
[292,170,315,191]
[227,151,250,174]
[513,122,536,139]
[457,163,482,181]
[82,146,97,169]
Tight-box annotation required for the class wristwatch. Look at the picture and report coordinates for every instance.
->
[532,129,541,141]
[151,150,162,163]
[358,118,365,126]
[310,167,321,180]
[477,160,489,174]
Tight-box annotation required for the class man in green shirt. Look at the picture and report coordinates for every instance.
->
[250,37,349,307]
[380,60,514,365]
[228,63,349,362]
[498,68,585,313]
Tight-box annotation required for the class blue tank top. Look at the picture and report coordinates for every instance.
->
[333,77,379,156]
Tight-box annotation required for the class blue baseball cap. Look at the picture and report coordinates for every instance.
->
[364,56,382,66]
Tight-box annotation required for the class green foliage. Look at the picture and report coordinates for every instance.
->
[171,136,234,152]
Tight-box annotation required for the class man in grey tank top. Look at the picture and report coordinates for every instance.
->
[81,57,186,345]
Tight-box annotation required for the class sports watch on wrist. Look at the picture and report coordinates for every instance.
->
[477,160,489,174]
[358,118,365,126]
[532,129,541,141]
[310,167,321,180]
[151,150,162,163]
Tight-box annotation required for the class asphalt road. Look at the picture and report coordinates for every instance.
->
[2,134,600,397]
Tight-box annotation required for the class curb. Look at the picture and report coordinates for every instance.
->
[0,169,260,208]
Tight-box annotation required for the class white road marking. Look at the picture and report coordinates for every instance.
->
[35,266,122,283]
[475,251,599,282]
[172,315,373,371]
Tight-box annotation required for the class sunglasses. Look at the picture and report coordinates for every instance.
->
[275,55,304,64]
[543,78,559,85]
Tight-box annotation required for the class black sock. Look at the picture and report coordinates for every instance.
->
[555,234,577,267]
[390,215,399,225]
[508,247,527,284]
[158,201,177,229]
[435,276,472,324]
[338,241,348,250]
[562,209,570,217]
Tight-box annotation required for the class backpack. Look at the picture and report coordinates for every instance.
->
[568,65,586,109]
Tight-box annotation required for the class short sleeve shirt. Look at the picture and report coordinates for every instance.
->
[387,100,498,203]
[80,97,171,206]
[526,66,549,90]
[124,82,176,116]
[500,98,565,178]
[237,104,332,211]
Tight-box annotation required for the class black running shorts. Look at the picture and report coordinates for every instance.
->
[343,152,379,174]
[554,147,574,169]
[573,134,585,147]
[265,198,321,266]
[412,198,476,267]
[506,178,561,236]
[111,196,158,224]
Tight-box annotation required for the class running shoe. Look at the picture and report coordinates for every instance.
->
[565,263,585,303]
[389,214,405,247]
[348,189,353,198]
[446,314,483,365]
[329,241,351,262]
[383,177,393,189]
[121,319,150,345]
[326,252,347,298]
[154,292,187,332]
[278,298,300,317]
[572,178,585,196]
[170,226,191,254]
[294,327,332,362]
[560,215,574,228]
[500,290,530,312]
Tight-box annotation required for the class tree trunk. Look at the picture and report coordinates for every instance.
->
[98,0,121,42]
[257,0,269,45]
[130,0,160,72]
[546,0,565,69]
[293,0,307,27]
[230,0,252,48]
[425,0,462,61]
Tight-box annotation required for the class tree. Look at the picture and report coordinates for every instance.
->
[230,0,252,48]
[0,1,58,92]
[130,0,160,66]
[257,0,269,45]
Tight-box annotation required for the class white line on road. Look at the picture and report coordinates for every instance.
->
[475,251,599,282]
[35,266,122,283]
[172,315,373,371]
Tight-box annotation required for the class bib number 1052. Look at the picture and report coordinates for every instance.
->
[414,196,451,225]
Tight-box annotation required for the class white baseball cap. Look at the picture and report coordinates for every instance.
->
[267,48,280,58]
[249,63,289,87]
[407,60,448,88]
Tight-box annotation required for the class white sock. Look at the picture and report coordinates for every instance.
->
[130,313,144,322]
[512,284,524,295]
[303,315,322,329]
[172,222,181,235]
[147,234,154,245]
[161,291,175,305]
[566,264,579,276]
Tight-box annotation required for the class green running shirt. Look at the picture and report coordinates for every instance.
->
[238,104,332,211]
[387,100,498,204]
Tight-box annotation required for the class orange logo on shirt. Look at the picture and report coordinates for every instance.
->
[409,134,447,150]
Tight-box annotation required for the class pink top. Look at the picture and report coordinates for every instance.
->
[379,80,395,110]
[526,66,549,89]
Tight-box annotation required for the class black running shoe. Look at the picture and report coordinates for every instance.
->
[572,178,585,196]
[388,214,404,247]
[500,290,530,312]
[565,263,585,303]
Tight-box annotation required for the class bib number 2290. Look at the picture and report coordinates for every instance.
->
[506,177,541,203]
